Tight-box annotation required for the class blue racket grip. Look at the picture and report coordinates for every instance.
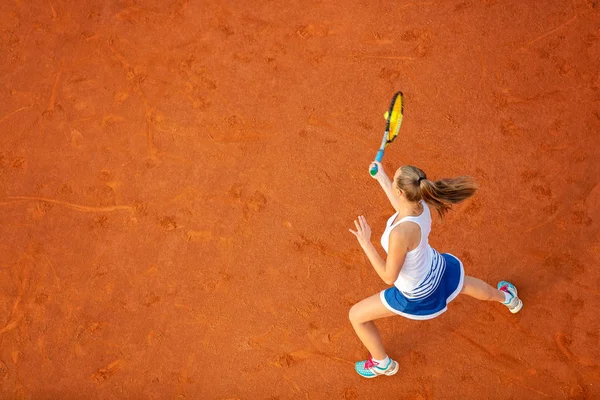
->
[369,150,385,176]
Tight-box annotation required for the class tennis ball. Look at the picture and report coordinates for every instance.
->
[384,111,389,120]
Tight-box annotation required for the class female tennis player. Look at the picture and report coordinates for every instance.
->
[348,161,523,378]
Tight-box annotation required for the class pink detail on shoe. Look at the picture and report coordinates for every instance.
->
[364,357,378,369]
[499,284,509,293]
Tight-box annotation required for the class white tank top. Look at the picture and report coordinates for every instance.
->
[380,201,446,299]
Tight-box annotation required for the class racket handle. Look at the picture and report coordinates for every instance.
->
[369,150,385,176]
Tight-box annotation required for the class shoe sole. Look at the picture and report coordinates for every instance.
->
[385,361,399,376]
[510,299,523,314]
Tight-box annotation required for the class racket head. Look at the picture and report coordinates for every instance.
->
[384,91,404,144]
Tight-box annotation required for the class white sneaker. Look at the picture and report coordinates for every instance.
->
[355,356,399,378]
[498,281,523,313]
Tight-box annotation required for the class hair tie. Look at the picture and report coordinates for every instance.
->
[418,177,426,184]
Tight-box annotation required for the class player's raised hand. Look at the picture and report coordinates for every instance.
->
[369,161,386,180]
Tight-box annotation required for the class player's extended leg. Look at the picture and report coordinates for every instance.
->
[349,293,399,378]
[461,276,505,301]
[461,276,523,313]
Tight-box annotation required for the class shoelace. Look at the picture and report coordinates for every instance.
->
[364,357,378,370]
[499,285,514,305]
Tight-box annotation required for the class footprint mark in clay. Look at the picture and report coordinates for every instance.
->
[91,360,123,383]
[0,360,8,381]
[159,216,177,231]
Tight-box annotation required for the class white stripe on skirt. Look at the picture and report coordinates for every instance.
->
[401,249,446,300]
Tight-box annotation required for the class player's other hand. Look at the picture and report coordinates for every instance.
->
[349,215,372,248]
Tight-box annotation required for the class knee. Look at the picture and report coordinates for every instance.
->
[348,303,362,325]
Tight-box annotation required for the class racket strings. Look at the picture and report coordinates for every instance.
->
[387,98,404,143]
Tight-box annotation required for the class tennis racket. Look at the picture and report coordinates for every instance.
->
[369,91,404,176]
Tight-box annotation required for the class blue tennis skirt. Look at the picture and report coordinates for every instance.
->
[380,253,464,320]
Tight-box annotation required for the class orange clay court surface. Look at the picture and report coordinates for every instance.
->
[1,0,599,399]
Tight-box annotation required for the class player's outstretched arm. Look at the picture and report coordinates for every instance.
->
[369,161,400,211]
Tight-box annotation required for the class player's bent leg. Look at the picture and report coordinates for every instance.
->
[349,293,399,378]
[349,292,397,324]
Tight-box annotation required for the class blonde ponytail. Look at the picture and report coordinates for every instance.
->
[396,166,477,218]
